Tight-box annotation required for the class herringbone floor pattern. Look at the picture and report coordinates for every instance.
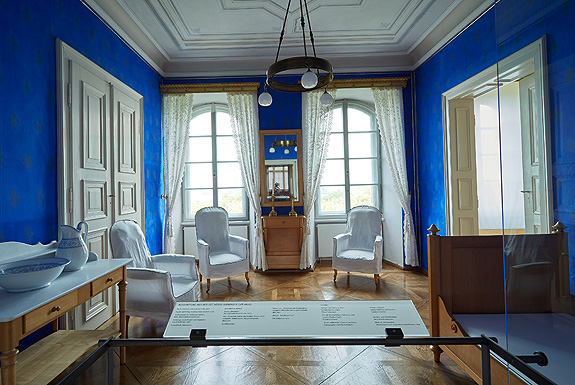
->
[58,261,475,385]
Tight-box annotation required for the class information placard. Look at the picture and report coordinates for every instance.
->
[163,300,429,338]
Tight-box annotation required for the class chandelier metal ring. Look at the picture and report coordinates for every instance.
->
[267,57,333,93]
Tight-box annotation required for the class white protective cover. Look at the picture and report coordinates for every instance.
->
[194,207,250,279]
[332,206,384,274]
[109,220,200,319]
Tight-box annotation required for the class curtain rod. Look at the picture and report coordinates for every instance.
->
[159,77,410,94]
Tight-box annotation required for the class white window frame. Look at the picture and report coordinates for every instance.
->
[315,99,382,219]
[182,103,248,222]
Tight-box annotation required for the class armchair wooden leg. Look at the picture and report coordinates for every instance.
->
[206,279,210,293]
[374,274,380,286]
[333,269,337,281]
[245,271,250,285]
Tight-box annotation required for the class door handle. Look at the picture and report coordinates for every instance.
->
[520,190,531,193]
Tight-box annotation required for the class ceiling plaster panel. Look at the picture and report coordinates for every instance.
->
[91,0,489,77]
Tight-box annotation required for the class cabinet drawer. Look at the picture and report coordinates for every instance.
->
[24,291,79,333]
[264,216,303,228]
[91,268,123,295]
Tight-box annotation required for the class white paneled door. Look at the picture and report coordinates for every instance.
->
[57,40,144,330]
[448,98,479,236]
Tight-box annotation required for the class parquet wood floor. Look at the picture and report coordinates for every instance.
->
[56,261,475,384]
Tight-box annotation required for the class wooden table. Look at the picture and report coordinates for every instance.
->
[0,258,130,385]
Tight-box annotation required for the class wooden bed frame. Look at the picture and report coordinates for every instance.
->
[426,223,569,385]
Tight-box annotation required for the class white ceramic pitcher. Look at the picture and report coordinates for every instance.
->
[56,221,89,271]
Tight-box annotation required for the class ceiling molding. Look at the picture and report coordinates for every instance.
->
[160,82,261,94]
[410,0,494,70]
[84,0,167,76]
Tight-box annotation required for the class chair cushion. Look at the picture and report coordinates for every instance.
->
[337,249,375,261]
[209,252,245,266]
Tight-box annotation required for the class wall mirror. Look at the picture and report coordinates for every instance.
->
[259,129,303,207]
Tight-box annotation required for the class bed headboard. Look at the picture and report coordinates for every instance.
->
[427,223,568,317]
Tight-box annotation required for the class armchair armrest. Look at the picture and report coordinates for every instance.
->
[333,233,351,257]
[197,238,210,264]
[374,235,383,259]
[229,234,248,259]
[125,267,176,313]
[151,254,199,280]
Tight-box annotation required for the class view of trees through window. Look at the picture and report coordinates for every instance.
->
[318,100,381,215]
[183,104,246,220]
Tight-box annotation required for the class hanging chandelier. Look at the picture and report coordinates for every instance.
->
[258,0,334,107]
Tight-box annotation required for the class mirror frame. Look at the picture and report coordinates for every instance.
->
[259,129,303,207]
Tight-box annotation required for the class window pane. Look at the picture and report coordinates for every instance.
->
[185,163,213,188]
[349,159,377,184]
[350,185,377,208]
[349,132,378,158]
[321,159,345,185]
[348,108,371,132]
[216,112,232,135]
[217,136,238,161]
[332,108,343,132]
[187,137,212,162]
[327,133,344,158]
[185,189,213,218]
[218,188,244,216]
[218,162,243,188]
[319,186,345,214]
[190,113,212,136]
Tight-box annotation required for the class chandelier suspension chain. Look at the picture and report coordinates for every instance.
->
[299,0,308,58]
[275,0,293,63]
[303,0,317,59]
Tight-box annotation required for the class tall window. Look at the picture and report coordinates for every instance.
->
[317,100,381,216]
[183,104,246,221]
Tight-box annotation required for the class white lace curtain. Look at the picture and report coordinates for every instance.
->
[226,92,267,270]
[162,93,194,253]
[372,87,419,266]
[301,89,337,269]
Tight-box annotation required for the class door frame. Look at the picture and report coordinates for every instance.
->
[442,37,552,235]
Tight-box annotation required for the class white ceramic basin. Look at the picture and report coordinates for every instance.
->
[0,257,71,292]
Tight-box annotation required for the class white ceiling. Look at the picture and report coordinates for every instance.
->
[87,0,491,78]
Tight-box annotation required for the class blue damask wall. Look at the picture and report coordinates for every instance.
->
[414,0,575,278]
[0,1,164,258]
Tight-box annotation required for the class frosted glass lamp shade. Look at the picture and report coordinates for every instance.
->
[301,70,318,89]
[269,147,276,153]
[258,91,273,106]
[320,90,333,106]
[284,148,290,154]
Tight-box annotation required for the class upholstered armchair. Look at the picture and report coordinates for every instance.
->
[109,220,200,332]
[332,206,384,286]
[195,207,250,293]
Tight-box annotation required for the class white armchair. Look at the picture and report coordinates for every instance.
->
[109,220,200,331]
[332,206,384,286]
[195,207,250,293]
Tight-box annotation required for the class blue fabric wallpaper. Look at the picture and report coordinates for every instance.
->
[414,10,497,270]
[414,0,575,280]
[0,0,164,257]
[495,0,575,293]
